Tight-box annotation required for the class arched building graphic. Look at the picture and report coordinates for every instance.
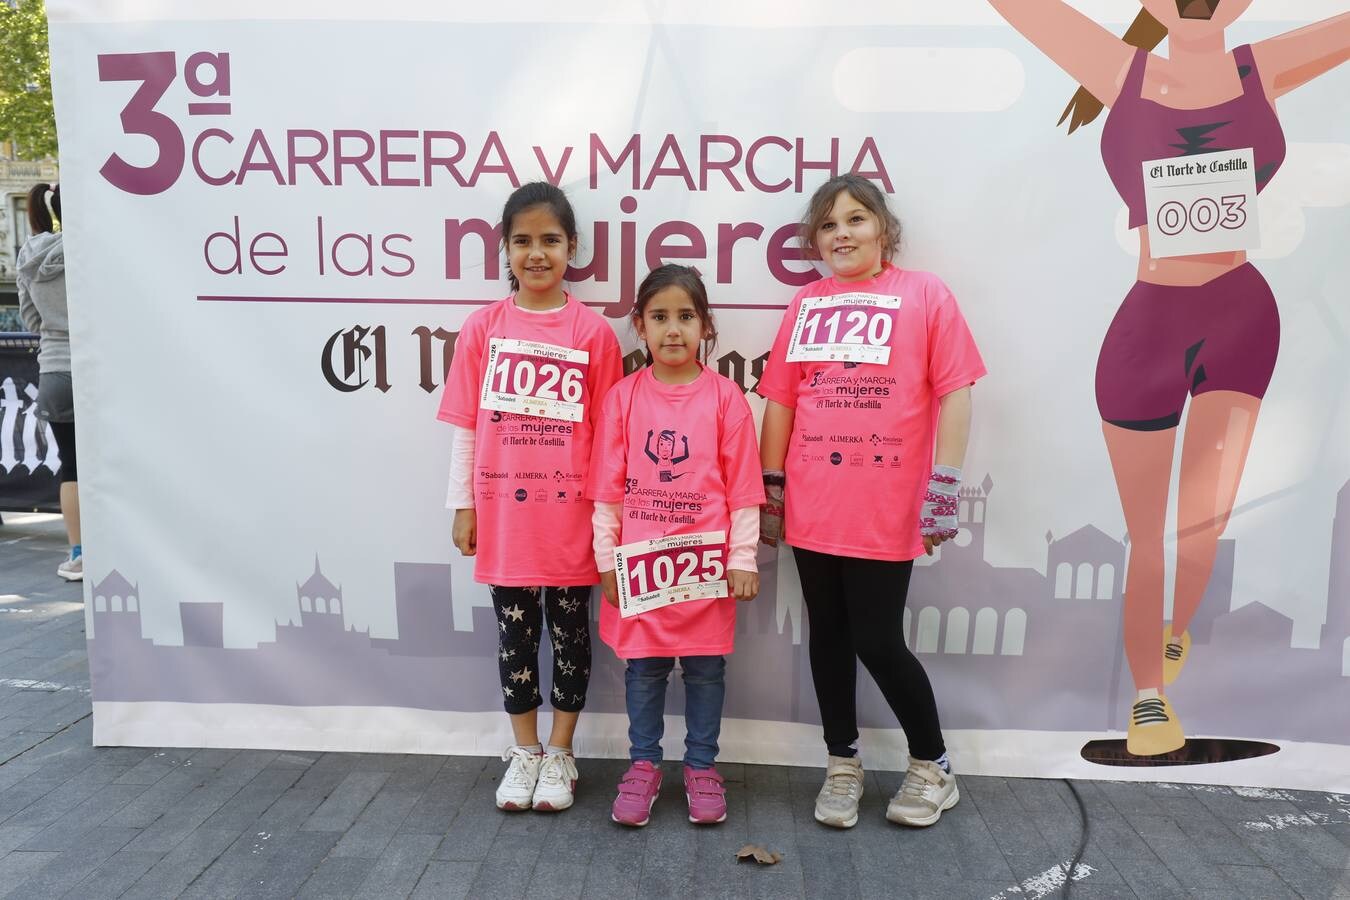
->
[81,474,1350,743]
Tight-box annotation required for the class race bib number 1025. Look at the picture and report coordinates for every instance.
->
[614,531,728,618]
[786,293,900,365]
[480,338,589,422]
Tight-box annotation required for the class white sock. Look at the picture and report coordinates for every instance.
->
[933,752,951,773]
[516,743,543,755]
[546,744,572,756]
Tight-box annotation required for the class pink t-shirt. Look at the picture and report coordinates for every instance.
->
[438,294,623,586]
[588,366,765,659]
[757,265,985,561]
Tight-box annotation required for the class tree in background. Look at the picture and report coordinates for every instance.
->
[0,0,56,160]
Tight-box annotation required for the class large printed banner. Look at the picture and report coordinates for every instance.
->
[48,1,1350,789]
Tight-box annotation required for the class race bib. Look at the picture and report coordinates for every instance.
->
[786,293,899,365]
[613,531,728,618]
[1142,147,1260,258]
[480,338,589,422]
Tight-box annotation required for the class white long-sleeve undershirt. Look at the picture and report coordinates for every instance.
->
[445,425,476,510]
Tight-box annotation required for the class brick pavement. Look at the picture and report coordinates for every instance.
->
[2,511,1348,898]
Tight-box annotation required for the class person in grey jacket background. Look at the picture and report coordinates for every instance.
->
[18,182,81,582]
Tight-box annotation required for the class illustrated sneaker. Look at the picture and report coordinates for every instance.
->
[814,755,863,829]
[1162,625,1191,686]
[886,757,959,827]
[1127,694,1185,756]
[57,555,83,582]
[532,749,578,812]
[683,765,727,824]
[495,746,542,811]
[611,760,662,826]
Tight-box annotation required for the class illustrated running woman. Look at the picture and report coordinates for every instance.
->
[645,429,691,481]
[988,1,1350,755]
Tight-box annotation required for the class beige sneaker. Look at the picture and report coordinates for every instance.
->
[814,755,864,828]
[886,757,959,827]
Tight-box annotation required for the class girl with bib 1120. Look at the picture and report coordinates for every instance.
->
[758,174,986,829]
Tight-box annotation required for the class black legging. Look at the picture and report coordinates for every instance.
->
[793,547,945,761]
[490,585,592,715]
[48,420,77,483]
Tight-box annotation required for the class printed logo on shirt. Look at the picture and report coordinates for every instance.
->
[645,428,693,483]
[830,452,843,466]
[806,371,896,411]
[488,409,575,448]
[514,489,528,502]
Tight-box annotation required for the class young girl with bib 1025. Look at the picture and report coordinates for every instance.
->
[758,174,986,829]
[437,182,623,812]
[588,265,764,827]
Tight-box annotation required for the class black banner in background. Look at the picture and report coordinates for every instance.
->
[0,334,62,514]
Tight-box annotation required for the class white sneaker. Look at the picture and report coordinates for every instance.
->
[532,749,578,812]
[814,755,864,828]
[495,746,542,811]
[886,757,959,827]
[57,555,83,582]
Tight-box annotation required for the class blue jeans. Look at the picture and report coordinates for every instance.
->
[625,655,726,770]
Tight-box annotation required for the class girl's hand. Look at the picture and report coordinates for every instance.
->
[760,471,785,546]
[452,509,477,556]
[728,569,759,601]
[923,533,953,556]
[599,570,620,607]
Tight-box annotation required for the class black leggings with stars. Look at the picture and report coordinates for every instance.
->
[490,585,593,715]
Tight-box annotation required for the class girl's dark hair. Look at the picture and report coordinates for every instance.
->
[27,182,60,234]
[800,173,901,260]
[499,181,578,291]
[1059,10,1167,133]
[632,264,718,364]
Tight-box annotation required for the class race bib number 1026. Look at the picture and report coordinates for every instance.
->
[614,531,728,618]
[480,338,589,422]
[786,293,900,365]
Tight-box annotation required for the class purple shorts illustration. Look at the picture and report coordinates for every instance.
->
[1095,264,1279,431]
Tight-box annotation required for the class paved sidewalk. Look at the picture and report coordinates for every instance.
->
[2,512,1349,899]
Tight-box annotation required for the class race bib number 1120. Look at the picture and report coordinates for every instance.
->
[480,338,589,422]
[786,293,900,365]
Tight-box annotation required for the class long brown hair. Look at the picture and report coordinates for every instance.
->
[799,173,902,260]
[27,182,60,233]
[1060,10,1168,133]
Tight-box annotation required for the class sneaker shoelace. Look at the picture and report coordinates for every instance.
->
[538,752,574,788]
[901,762,944,801]
[501,747,539,788]
[824,770,861,799]
[1132,698,1170,725]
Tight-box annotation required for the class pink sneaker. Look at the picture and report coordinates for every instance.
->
[683,766,727,824]
[611,760,662,827]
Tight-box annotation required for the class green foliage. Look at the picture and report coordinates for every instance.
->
[0,0,56,159]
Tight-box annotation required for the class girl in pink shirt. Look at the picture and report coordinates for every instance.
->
[438,183,623,813]
[588,265,765,827]
[758,174,986,830]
